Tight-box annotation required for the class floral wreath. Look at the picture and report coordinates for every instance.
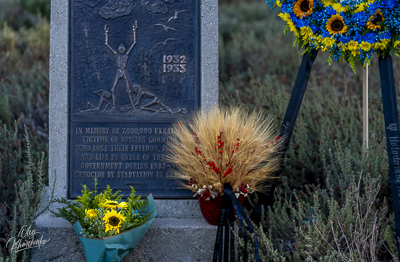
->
[266,0,400,68]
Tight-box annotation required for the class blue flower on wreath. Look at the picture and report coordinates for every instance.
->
[352,12,369,27]
[281,2,293,13]
[379,30,391,40]
[384,0,397,9]
[325,6,337,17]
[338,35,351,45]
[362,32,378,44]
[292,15,309,28]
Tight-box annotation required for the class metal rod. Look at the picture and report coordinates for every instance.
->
[363,64,369,148]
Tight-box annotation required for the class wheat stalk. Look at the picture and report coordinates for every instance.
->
[166,107,283,198]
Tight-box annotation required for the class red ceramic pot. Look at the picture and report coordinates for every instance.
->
[198,195,245,226]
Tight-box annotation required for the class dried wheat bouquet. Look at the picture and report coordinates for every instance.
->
[167,107,282,200]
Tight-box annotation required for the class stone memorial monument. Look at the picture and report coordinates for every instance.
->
[33,0,218,260]
[69,0,201,198]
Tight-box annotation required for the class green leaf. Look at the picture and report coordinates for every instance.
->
[361,27,369,36]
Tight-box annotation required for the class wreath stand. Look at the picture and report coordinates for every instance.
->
[212,183,261,262]
[277,50,400,260]
[212,52,400,261]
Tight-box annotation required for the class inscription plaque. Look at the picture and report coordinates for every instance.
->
[69,0,199,198]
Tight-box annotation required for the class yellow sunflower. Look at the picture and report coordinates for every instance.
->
[85,209,97,219]
[103,209,126,234]
[293,0,314,18]
[367,9,384,31]
[326,14,347,35]
[99,200,119,209]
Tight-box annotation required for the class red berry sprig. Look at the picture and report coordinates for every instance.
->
[188,178,197,186]
[207,161,221,175]
[223,166,233,177]
[239,184,249,194]
[200,188,212,200]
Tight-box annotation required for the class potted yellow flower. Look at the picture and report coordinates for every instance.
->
[53,179,156,262]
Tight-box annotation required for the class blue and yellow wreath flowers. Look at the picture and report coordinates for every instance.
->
[266,0,400,68]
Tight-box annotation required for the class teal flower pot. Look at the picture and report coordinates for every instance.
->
[73,194,156,262]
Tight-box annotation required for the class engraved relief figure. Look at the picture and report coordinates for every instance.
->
[78,90,112,112]
[129,84,188,114]
[105,22,137,112]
